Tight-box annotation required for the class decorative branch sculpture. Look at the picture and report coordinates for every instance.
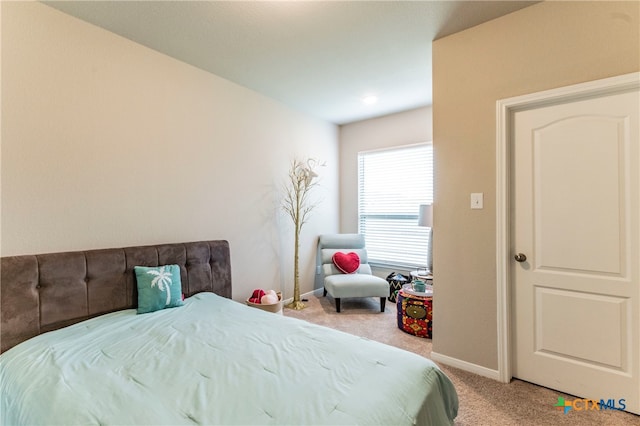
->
[282,158,323,310]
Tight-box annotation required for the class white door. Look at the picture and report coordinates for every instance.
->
[511,87,639,414]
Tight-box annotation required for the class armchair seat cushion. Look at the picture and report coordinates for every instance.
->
[324,274,388,299]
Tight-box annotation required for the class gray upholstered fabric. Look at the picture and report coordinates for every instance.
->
[0,241,232,353]
[324,274,388,298]
[322,263,372,276]
[318,234,387,312]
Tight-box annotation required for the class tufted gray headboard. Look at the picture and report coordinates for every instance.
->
[0,240,232,353]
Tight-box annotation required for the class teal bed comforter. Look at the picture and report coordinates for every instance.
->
[1,292,458,425]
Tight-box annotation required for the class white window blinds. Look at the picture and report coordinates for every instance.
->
[357,143,433,269]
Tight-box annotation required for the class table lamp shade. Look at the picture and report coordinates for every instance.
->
[418,204,433,227]
[418,204,433,274]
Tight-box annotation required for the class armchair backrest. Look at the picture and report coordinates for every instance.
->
[317,234,373,277]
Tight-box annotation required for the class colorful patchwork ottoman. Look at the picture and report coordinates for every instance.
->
[397,286,433,338]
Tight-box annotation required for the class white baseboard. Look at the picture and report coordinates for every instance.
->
[281,288,322,306]
[431,351,501,381]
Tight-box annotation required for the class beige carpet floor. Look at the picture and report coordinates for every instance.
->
[284,291,639,426]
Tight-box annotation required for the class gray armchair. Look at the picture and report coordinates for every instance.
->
[318,234,388,313]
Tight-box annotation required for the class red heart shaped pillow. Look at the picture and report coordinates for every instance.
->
[332,252,360,274]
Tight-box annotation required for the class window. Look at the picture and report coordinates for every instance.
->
[358,143,433,269]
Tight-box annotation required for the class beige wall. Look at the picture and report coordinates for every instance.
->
[1,2,339,301]
[432,1,639,369]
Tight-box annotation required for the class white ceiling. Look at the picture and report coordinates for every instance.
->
[43,1,538,125]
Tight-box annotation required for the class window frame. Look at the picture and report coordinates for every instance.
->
[357,142,433,270]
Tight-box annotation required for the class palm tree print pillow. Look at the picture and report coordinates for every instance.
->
[134,264,184,314]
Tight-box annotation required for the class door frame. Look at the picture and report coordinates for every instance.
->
[495,72,640,383]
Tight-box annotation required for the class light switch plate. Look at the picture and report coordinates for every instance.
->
[471,193,483,209]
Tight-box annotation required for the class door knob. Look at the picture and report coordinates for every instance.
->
[514,253,527,262]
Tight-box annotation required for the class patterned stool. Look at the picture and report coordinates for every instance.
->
[397,285,433,338]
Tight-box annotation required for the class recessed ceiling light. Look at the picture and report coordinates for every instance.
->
[362,95,378,105]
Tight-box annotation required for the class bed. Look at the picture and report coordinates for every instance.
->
[0,240,458,425]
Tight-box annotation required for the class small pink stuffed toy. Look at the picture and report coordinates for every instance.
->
[260,290,279,305]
